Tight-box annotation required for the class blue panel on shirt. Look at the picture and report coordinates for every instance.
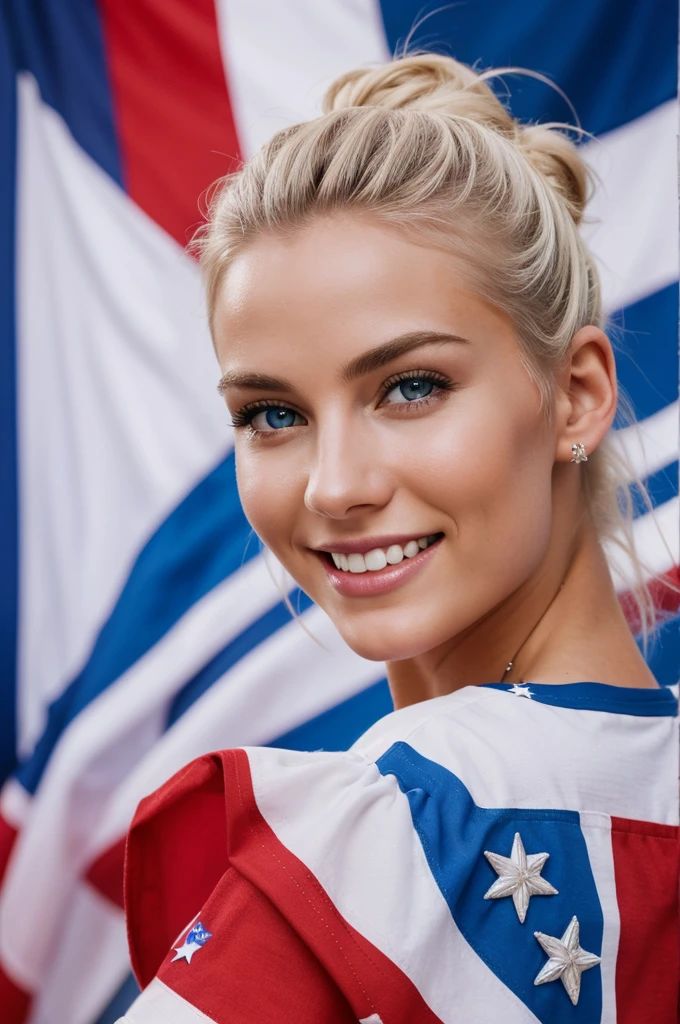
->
[377,742,603,1023]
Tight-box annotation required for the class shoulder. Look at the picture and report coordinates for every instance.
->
[353,680,679,820]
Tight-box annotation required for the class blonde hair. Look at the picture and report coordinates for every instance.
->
[197,53,670,648]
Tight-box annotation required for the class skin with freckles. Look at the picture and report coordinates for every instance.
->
[213,216,658,709]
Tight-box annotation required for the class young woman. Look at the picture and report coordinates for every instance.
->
[119,55,678,1024]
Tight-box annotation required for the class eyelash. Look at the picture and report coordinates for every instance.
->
[229,369,456,433]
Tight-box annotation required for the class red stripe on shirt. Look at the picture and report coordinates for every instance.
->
[611,816,679,1023]
[126,755,229,987]
[224,748,444,1024]
[156,865,358,1024]
[97,0,241,248]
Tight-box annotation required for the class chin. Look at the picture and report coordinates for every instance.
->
[336,609,449,663]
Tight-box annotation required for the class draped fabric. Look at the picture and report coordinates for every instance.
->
[122,683,679,1023]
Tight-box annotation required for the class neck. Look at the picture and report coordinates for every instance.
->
[386,513,657,710]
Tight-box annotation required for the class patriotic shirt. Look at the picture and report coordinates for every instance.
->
[118,681,679,1024]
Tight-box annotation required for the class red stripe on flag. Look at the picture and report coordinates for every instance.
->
[0,813,18,888]
[619,564,680,634]
[86,835,125,908]
[611,816,679,1023]
[0,962,31,1024]
[98,0,241,248]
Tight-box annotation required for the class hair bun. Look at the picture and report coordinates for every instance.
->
[323,53,589,224]
[324,54,513,135]
[518,125,590,225]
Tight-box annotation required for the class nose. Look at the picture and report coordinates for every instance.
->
[304,416,393,520]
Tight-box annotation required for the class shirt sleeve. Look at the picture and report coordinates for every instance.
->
[124,752,356,1022]
[124,746,443,1024]
[148,865,357,1023]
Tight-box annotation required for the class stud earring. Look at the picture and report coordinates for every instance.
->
[571,442,588,464]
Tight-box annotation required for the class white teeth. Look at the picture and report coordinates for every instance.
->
[365,548,388,571]
[385,544,404,565]
[330,534,440,573]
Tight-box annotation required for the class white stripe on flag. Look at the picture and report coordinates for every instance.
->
[216,0,389,157]
[15,72,229,757]
[614,402,678,481]
[582,100,678,314]
[604,495,679,592]
[29,884,128,1024]
[0,553,296,990]
[85,600,385,864]
[0,777,32,830]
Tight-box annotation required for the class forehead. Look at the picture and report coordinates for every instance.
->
[216,217,476,327]
[212,215,512,365]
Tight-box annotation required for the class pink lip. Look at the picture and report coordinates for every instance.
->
[312,533,439,556]
[318,536,443,598]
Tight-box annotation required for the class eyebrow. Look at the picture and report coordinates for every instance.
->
[216,330,470,395]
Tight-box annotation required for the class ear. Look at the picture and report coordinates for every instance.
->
[554,326,618,463]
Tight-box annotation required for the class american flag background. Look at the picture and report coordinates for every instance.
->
[0,1,677,1021]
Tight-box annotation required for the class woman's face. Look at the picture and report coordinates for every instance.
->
[212,216,559,662]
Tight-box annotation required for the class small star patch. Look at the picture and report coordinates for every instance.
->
[172,921,213,964]
[509,684,534,698]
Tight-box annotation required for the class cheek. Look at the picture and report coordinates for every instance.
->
[234,445,302,552]
[414,394,554,565]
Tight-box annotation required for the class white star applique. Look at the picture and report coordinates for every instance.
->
[483,832,558,923]
[171,938,203,964]
[534,915,601,1005]
[171,921,212,964]
[509,683,534,698]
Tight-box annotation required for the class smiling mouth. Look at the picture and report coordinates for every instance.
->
[323,533,443,574]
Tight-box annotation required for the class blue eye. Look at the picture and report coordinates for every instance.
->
[385,377,436,404]
[231,371,452,434]
[250,406,302,431]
